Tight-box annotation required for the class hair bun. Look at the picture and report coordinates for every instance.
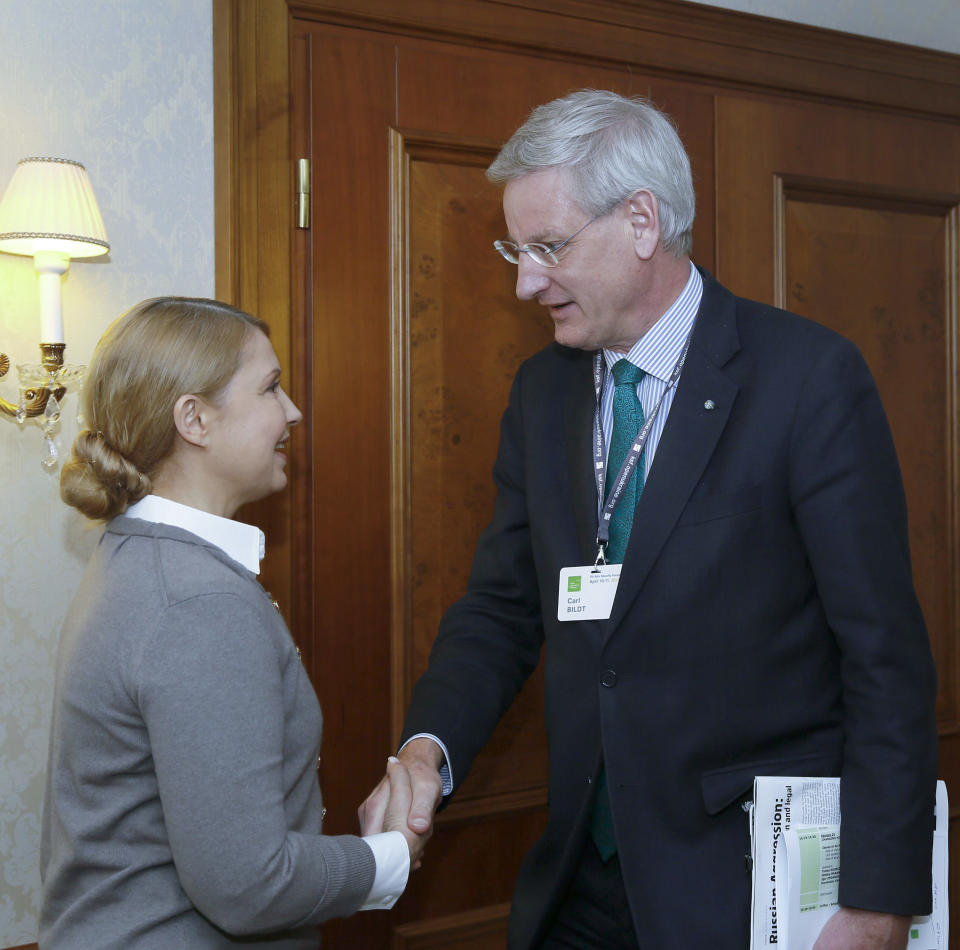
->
[60,429,151,521]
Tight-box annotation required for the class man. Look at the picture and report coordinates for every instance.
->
[360,89,938,950]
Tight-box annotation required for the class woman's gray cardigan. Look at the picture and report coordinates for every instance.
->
[39,517,375,949]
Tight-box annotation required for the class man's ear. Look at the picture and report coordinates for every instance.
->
[626,189,661,261]
[172,393,211,448]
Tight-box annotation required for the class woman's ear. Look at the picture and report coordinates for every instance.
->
[627,189,661,261]
[172,393,210,448]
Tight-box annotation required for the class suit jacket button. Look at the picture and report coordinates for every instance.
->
[601,669,617,687]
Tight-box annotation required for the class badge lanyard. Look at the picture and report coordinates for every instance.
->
[592,330,694,566]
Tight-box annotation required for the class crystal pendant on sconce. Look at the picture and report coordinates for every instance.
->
[44,392,61,425]
[15,398,26,424]
[39,396,63,472]
[41,436,59,473]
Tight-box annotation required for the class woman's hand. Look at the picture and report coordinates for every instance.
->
[381,756,432,867]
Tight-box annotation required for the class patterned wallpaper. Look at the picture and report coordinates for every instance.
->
[0,0,213,944]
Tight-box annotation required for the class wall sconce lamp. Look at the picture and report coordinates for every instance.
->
[0,157,109,469]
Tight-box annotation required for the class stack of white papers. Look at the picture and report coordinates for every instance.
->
[748,777,947,950]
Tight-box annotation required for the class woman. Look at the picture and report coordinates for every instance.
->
[40,298,423,949]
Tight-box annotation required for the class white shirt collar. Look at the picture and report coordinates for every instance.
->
[124,495,266,575]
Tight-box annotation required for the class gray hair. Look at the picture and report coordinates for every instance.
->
[487,89,695,256]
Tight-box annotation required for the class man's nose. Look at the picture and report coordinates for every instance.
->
[515,254,551,301]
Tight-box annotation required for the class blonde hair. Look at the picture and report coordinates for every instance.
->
[60,297,268,521]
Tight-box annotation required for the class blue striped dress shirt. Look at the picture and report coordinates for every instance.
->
[600,261,703,482]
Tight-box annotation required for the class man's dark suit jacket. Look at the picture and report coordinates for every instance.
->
[402,269,938,950]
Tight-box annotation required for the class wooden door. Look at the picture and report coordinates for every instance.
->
[716,93,960,922]
[289,20,715,949]
[218,2,960,946]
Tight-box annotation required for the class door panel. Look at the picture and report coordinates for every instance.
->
[782,190,949,677]
[397,131,552,819]
[393,902,510,950]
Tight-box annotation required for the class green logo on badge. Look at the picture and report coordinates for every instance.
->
[568,576,582,592]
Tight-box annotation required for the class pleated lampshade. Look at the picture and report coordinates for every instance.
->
[0,157,109,258]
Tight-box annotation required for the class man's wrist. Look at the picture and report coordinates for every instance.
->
[399,733,453,795]
[399,736,443,768]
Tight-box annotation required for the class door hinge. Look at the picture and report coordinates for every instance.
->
[296,158,310,229]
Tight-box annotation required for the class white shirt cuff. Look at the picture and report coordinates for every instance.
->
[359,831,410,911]
[401,733,454,795]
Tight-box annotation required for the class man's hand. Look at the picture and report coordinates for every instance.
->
[359,738,444,839]
[380,757,432,865]
[812,908,911,950]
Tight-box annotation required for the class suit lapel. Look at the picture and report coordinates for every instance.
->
[559,349,609,645]
[563,350,601,565]
[605,273,741,638]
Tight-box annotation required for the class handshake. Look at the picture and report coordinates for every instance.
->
[358,737,445,867]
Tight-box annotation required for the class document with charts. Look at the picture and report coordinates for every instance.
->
[748,776,947,950]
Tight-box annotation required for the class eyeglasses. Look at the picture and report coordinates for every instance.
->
[493,214,601,268]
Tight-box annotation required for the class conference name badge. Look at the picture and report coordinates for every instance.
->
[558,565,621,621]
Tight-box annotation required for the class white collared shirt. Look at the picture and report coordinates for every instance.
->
[123,494,410,910]
[125,495,265,574]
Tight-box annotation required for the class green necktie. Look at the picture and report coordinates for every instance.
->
[605,359,646,562]
[591,358,645,861]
